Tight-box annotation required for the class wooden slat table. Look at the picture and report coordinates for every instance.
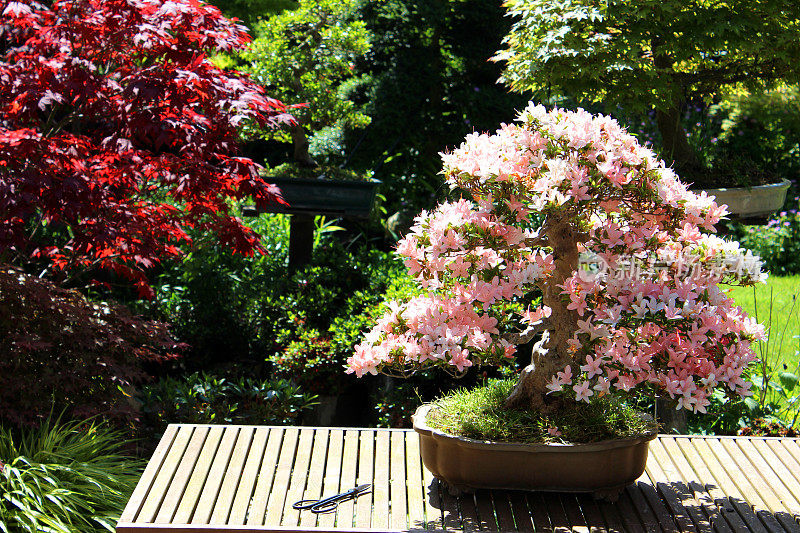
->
[117,424,800,532]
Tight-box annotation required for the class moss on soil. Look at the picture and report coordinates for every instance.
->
[425,379,657,445]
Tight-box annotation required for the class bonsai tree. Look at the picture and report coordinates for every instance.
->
[243,0,371,168]
[0,0,293,295]
[349,104,766,415]
[493,0,800,183]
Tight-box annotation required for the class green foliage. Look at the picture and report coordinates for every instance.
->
[137,372,316,432]
[730,212,800,276]
[0,418,143,533]
[264,163,373,182]
[243,0,372,161]
[497,0,800,114]
[266,245,414,395]
[347,0,528,213]
[212,0,297,31]
[426,379,656,444]
[145,211,290,368]
[708,85,800,183]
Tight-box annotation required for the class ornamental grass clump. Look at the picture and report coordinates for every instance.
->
[348,104,767,439]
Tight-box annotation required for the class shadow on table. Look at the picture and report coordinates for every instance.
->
[410,479,800,532]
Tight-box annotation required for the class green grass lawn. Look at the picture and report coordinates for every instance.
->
[728,275,800,372]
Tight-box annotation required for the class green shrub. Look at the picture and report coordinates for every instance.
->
[0,417,143,533]
[265,246,413,395]
[729,208,800,275]
[137,372,317,432]
[709,85,800,184]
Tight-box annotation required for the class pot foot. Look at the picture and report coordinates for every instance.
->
[439,479,474,497]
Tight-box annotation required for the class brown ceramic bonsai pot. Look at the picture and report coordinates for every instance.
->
[412,404,657,500]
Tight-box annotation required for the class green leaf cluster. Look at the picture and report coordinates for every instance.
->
[0,418,143,533]
[497,0,800,112]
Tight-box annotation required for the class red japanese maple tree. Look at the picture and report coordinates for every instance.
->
[0,0,294,296]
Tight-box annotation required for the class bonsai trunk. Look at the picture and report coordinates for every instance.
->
[290,122,317,168]
[504,211,582,412]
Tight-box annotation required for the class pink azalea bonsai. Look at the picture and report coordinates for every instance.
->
[348,104,766,417]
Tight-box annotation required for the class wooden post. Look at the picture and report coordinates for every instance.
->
[288,214,314,271]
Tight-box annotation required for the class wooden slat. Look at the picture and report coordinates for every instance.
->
[353,430,373,530]
[335,429,360,529]
[420,450,442,530]
[611,489,645,532]
[636,481,682,533]
[121,427,800,533]
[474,488,498,531]
[749,438,800,525]
[507,491,534,532]
[646,438,700,532]
[172,425,224,524]
[439,484,462,531]
[547,492,575,532]
[766,440,800,522]
[190,426,239,524]
[690,437,769,532]
[390,431,408,530]
[718,437,793,519]
[245,427,284,526]
[404,432,426,531]
[372,430,391,530]
[661,437,727,532]
[299,429,330,529]
[228,427,271,525]
[263,427,299,526]
[280,428,315,528]
[525,492,553,532]
[137,425,195,524]
[209,426,255,525]
[155,426,210,524]
[561,494,589,533]
[676,438,749,532]
[119,424,179,524]
[459,490,483,532]
[318,429,344,530]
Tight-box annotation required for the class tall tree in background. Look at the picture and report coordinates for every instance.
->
[495,0,800,181]
[0,0,293,296]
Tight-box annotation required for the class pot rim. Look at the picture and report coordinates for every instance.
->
[695,178,791,194]
[412,404,658,453]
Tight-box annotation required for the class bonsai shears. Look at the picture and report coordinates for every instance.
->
[292,483,372,514]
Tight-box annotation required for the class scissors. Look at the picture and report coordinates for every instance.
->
[293,484,372,514]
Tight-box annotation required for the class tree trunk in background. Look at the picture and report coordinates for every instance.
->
[655,105,702,177]
[291,122,317,167]
[504,211,582,412]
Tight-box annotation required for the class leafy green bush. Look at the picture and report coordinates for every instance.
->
[729,208,800,275]
[138,372,317,432]
[265,245,414,395]
[0,417,143,533]
[709,85,800,184]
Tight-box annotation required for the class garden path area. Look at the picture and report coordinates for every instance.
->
[118,424,800,532]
